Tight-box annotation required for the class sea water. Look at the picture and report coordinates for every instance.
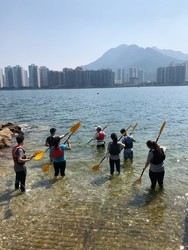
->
[0,86,188,249]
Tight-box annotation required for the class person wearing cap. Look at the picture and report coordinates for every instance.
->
[93,126,105,148]
[120,128,136,160]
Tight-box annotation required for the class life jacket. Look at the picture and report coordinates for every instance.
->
[52,145,64,158]
[97,131,105,141]
[12,145,26,164]
[150,148,165,164]
[124,136,133,149]
[109,142,120,155]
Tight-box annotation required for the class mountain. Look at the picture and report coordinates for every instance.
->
[83,44,186,74]
[152,47,188,61]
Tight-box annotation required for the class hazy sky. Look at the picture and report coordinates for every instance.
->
[1,0,188,70]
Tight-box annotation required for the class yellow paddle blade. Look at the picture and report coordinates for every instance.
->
[42,163,50,172]
[33,151,43,157]
[70,122,81,134]
[92,164,100,171]
[64,122,81,144]
[34,151,45,160]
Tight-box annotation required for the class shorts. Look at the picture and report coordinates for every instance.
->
[124,150,133,160]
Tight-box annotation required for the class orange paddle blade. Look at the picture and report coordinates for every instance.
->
[92,164,100,171]
[70,122,81,134]
[34,151,45,160]
[42,163,50,172]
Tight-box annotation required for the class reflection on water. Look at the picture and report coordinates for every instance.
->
[0,87,188,249]
[0,156,187,249]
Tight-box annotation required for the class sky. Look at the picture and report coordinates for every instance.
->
[1,0,188,71]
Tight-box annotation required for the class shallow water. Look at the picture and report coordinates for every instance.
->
[0,86,188,249]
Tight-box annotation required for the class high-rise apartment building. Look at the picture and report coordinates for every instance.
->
[12,65,25,88]
[4,66,14,88]
[0,69,4,88]
[114,68,127,85]
[28,64,40,88]
[40,66,49,87]
[129,67,139,85]
[157,62,188,85]
[1,65,115,89]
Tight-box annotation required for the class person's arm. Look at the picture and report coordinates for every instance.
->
[60,134,65,139]
[132,137,136,142]
[17,149,33,163]
[67,141,72,150]
[143,151,153,171]
[18,156,33,163]
[119,142,125,152]
[93,132,99,140]
[143,161,150,170]
[161,146,167,153]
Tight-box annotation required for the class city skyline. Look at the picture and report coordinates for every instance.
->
[1,0,188,71]
[1,62,188,89]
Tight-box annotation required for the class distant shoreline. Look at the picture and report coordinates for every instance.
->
[0,83,188,90]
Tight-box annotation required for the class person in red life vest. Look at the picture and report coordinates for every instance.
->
[143,140,166,191]
[93,126,105,148]
[50,136,71,179]
[12,135,33,192]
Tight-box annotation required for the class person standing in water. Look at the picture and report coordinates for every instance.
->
[93,126,105,148]
[45,127,64,147]
[50,136,71,179]
[107,133,125,176]
[12,135,33,192]
[120,128,136,161]
[143,140,166,191]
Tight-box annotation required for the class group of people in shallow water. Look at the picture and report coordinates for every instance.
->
[11,125,166,193]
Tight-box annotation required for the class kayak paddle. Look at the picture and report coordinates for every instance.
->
[92,124,131,171]
[34,121,81,160]
[87,122,111,144]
